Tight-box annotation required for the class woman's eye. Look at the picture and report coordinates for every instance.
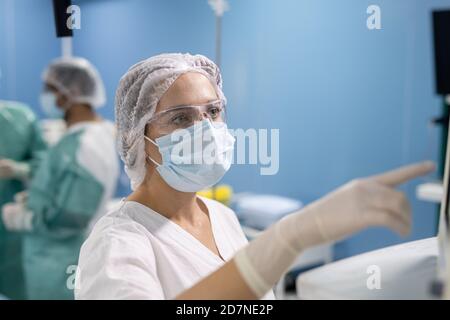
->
[170,114,190,125]
[208,107,220,118]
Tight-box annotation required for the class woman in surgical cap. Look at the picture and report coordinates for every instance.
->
[1,57,119,300]
[76,53,434,300]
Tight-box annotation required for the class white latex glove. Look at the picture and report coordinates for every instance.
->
[0,159,30,180]
[14,191,28,205]
[2,202,33,231]
[234,161,435,298]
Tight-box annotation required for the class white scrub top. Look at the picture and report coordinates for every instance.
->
[75,197,275,300]
[76,121,120,232]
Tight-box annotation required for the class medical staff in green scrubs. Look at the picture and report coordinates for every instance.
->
[0,101,47,299]
[1,57,119,300]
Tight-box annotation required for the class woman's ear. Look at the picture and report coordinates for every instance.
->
[56,92,68,109]
[143,129,159,184]
[144,124,162,168]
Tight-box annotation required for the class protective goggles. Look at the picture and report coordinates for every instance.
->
[147,99,226,135]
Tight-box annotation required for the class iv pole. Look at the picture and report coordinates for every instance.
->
[208,0,229,68]
[208,0,229,201]
[52,0,74,58]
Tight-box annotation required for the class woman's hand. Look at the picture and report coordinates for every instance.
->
[1,202,33,231]
[231,161,435,298]
[291,161,436,250]
[178,161,435,300]
[0,159,30,180]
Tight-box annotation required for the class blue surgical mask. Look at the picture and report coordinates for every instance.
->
[40,92,64,119]
[144,119,235,192]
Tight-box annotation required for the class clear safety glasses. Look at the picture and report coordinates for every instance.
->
[147,99,226,135]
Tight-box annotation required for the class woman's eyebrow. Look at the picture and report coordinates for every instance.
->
[167,99,220,110]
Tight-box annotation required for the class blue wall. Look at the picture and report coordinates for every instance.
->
[0,0,60,110]
[220,0,449,259]
[1,0,449,259]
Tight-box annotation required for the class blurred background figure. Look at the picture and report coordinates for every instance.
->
[0,57,119,299]
[0,100,47,299]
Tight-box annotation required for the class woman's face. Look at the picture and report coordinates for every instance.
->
[145,72,219,167]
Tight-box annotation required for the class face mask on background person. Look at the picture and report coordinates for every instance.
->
[40,91,65,119]
[145,119,235,192]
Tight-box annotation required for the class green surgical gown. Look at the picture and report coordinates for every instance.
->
[24,126,104,300]
[0,101,47,300]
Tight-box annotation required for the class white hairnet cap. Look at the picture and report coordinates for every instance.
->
[42,57,106,108]
[115,53,226,190]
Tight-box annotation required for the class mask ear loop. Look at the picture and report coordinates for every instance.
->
[144,135,162,166]
[47,80,73,114]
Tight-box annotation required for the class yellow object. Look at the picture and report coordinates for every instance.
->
[197,184,233,206]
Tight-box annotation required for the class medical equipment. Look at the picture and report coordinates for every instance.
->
[295,10,450,300]
[234,194,303,230]
[436,94,450,298]
[52,0,73,58]
[233,162,433,298]
[417,182,443,203]
[432,10,450,95]
[431,10,450,181]
[297,237,438,299]
[208,0,229,68]
[296,117,450,300]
